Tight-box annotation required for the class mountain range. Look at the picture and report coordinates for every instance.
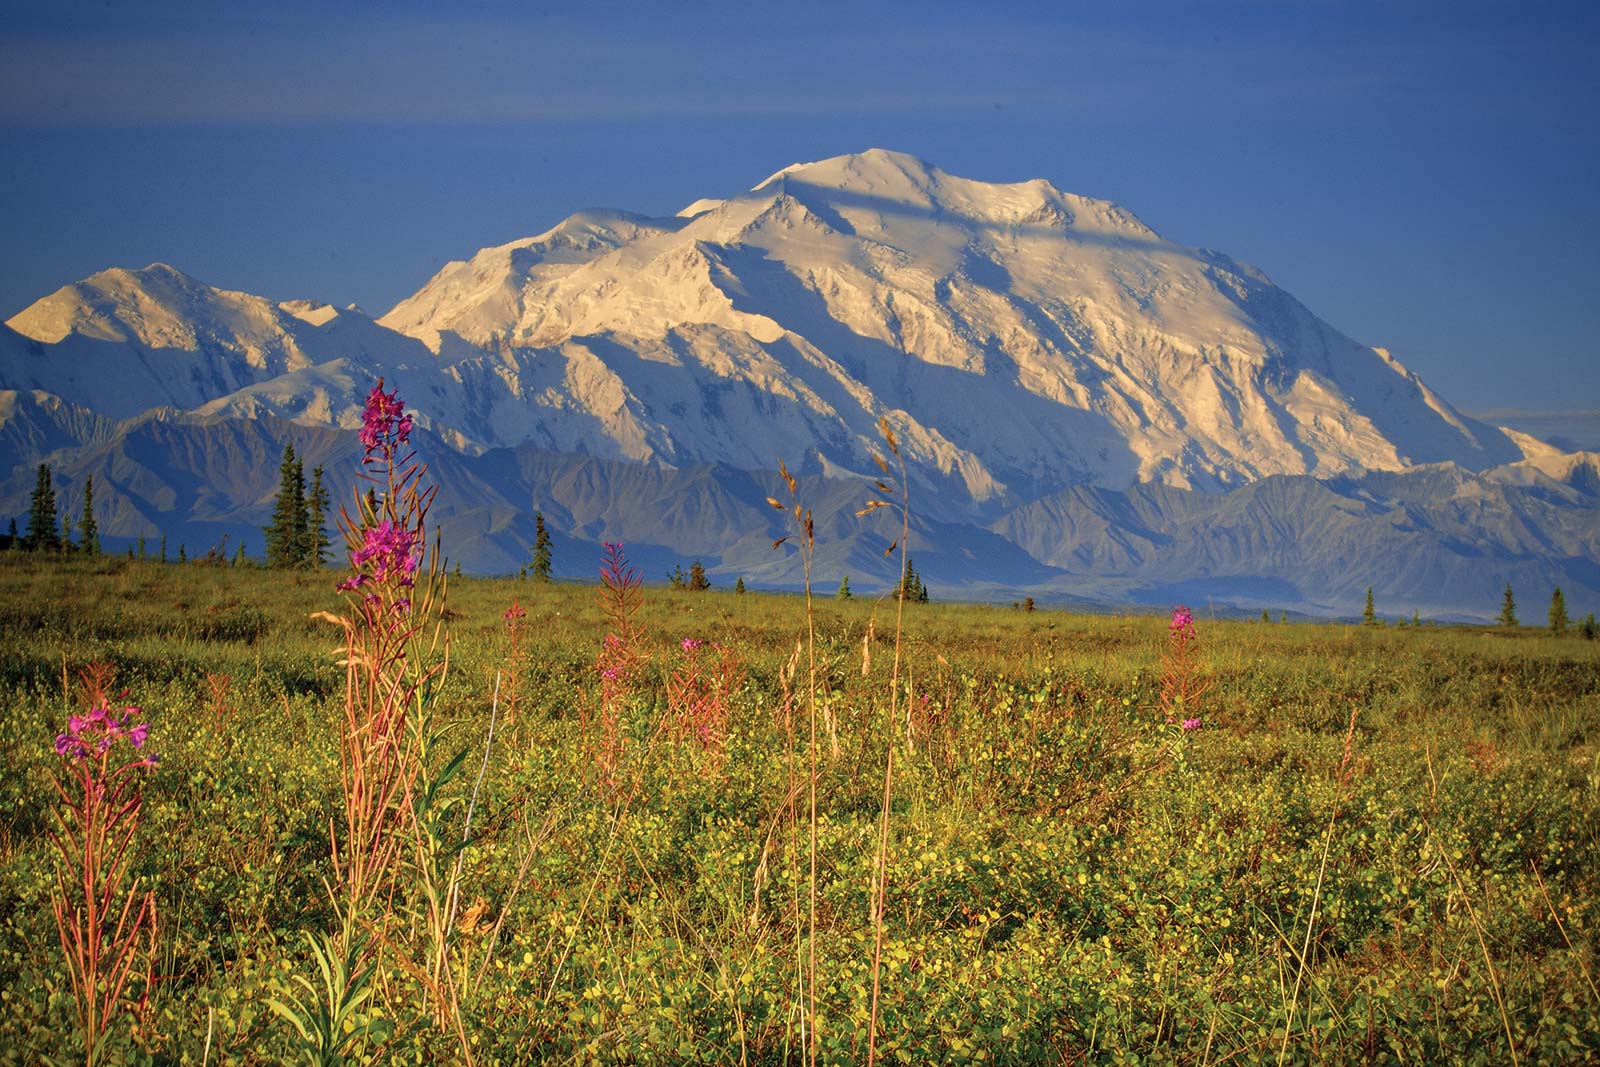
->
[2,149,1596,620]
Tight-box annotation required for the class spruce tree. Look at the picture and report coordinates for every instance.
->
[265,445,307,568]
[1362,587,1376,625]
[532,511,553,582]
[305,465,330,568]
[735,577,746,595]
[688,560,710,591]
[1581,613,1597,641]
[1499,584,1519,628]
[899,558,928,603]
[837,576,852,600]
[137,534,146,560]
[1549,587,1569,636]
[25,463,59,551]
[60,511,73,553]
[78,476,99,557]
[178,544,186,564]
[159,535,167,564]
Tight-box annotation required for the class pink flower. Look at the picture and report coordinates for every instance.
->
[358,380,412,454]
[54,705,154,762]
[348,519,419,586]
[1169,606,1195,636]
[504,600,527,622]
[681,638,703,652]
[1181,717,1201,731]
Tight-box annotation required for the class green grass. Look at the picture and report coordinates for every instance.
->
[1,554,1597,1064]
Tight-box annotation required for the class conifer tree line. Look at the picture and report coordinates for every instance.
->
[263,444,330,569]
[12,463,99,556]
[898,556,930,603]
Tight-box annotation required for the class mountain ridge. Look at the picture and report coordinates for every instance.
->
[1,149,1594,618]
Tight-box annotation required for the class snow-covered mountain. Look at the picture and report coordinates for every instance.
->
[1,149,1593,617]
[375,148,1536,502]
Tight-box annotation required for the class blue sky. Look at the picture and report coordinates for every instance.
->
[2,0,1596,412]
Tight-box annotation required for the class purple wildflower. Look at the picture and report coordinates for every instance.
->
[681,638,703,652]
[1169,606,1195,637]
[358,380,413,454]
[54,704,154,764]
[348,519,419,586]
[1181,717,1201,731]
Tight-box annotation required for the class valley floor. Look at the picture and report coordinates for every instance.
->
[0,556,1597,1064]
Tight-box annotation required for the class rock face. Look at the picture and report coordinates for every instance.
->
[1,150,1593,618]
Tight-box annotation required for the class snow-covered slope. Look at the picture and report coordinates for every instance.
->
[377,148,1529,503]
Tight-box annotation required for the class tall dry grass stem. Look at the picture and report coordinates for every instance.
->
[1277,706,1358,1067]
[858,415,910,1067]
[768,458,819,1065]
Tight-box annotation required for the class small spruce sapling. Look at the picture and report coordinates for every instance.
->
[531,511,553,582]
[1549,586,1569,636]
[1499,583,1519,628]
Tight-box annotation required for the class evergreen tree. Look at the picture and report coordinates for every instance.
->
[837,576,852,600]
[234,543,248,567]
[25,463,59,551]
[60,510,73,553]
[265,445,307,568]
[4,518,15,550]
[136,534,145,560]
[1362,586,1376,625]
[735,577,746,595]
[1549,587,1569,636]
[177,544,187,564]
[1580,613,1597,640]
[1499,583,1519,628]
[532,511,553,582]
[898,558,928,603]
[687,560,710,591]
[305,465,330,568]
[668,564,687,591]
[78,476,99,556]
[159,535,167,564]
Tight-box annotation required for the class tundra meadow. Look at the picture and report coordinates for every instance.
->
[1,385,1597,1065]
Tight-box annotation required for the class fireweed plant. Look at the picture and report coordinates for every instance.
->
[594,542,645,795]
[665,637,743,777]
[48,681,159,1066]
[1158,606,1206,724]
[274,379,465,1061]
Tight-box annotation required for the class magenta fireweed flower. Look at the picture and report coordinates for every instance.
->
[349,519,419,586]
[55,704,155,765]
[681,638,703,652]
[1182,717,1201,730]
[1169,606,1196,637]
[359,381,413,454]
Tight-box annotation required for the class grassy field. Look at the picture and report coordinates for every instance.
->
[1,553,1597,1064]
